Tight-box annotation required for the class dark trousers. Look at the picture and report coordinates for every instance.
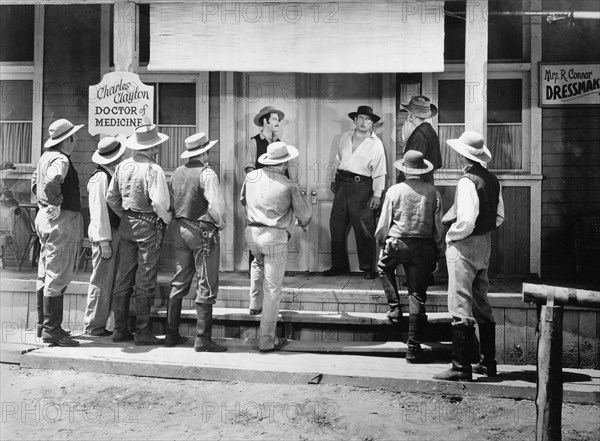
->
[329,174,376,272]
[377,237,435,315]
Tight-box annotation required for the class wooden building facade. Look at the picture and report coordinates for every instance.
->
[1,0,599,281]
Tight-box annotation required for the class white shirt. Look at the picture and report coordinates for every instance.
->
[87,169,113,244]
[337,129,387,197]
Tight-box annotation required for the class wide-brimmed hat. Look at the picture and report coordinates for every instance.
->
[348,105,381,124]
[401,95,438,119]
[92,136,127,165]
[44,119,84,148]
[393,150,434,175]
[126,124,169,150]
[181,132,219,159]
[258,141,299,165]
[447,131,492,165]
[254,106,285,127]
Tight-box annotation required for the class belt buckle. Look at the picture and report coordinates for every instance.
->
[354,176,361,183]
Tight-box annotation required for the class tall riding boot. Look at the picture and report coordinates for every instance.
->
[165,298,188,347]
[379,270,402,324]
[406,313,428,363]
[36,288,44,338]
[112,294,134,342]
[194,303,226,352]
[134,295,164,346]
[433,324,474,381]
[473,323,497,377]
[42,296,79,347]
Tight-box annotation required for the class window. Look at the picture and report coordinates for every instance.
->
[141,81,197,169]
[437,77,525,170]
[0,5,36,165]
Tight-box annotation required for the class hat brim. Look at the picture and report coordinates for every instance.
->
[447,139,492,165]
[44,124,84,148]
[180,139,219,159]
[393,158,434,175]
[254,109,285,127]
[126,132,169,150]
[401,103,438,119]
[348,112,381,124]
[92,139,127,165]
[258,145,299,165]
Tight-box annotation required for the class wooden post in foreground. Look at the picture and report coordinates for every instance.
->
[535,304,563,441]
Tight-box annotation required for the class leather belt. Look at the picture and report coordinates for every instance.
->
[337,169,371,183]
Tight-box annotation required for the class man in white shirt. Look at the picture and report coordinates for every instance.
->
[82,136,127,337]
[323,105,387,279]
[167,132,227,351]
[434,131,505,382]
[107,124,172,345]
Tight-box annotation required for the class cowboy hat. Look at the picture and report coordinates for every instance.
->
[258,141,299,165]
[446,131,492,165]
[44,119,84,148]
[254,106,285,127]
[401,95,438,119]
[126,124,169,150]
[92,135,127,165]
[348,105,381,124]
[393,150,434,175]
[181,132,219,159]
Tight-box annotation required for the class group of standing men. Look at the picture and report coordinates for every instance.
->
[33,93,505,378]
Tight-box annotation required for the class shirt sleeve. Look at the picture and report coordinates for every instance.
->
[496,182,505,227]
[446,177,478,243]
[244,137,257,174]
[87,173,112,243]
[374,190,393,246]
[43,155,69,206]
[370,138,387,197]
[202,169,227,229]
[240,178,247,207]
[106,165,123,217]
[147,164,172,224]
[290,183,312,227]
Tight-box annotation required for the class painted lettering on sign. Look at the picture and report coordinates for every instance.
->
[88,72,154,136]
[539,63,600,107]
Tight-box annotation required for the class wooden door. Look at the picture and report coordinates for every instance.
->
[305,74,388,272]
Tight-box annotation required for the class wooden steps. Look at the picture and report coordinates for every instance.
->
[149,307,453,326]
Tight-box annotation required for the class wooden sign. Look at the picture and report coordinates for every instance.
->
[88,71,154,136]
[539,63,600,107]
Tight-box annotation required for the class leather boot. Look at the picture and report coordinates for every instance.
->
[42,296,79,347]
[134,295,164,346]
[433,324,474,381]
[36,288,44,338]
[380,270,402,324]
[194,303,226,352]
[473,322,497,377]
[406,313,428,363]
[165,298,188,347]
[112,294,134,342]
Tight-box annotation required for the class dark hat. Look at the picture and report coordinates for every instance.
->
[348,105,381,124]
[401,95,438,119]
[254,106,285,127]
[393,150,434,175]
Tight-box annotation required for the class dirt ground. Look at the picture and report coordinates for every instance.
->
[1,364,598,441]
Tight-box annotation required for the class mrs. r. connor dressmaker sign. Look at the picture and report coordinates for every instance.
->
[539,63,600,107]
[88,72,154,136]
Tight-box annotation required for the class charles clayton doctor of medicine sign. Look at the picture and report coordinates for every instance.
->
[88,71,154,136]
[539,63,600,107]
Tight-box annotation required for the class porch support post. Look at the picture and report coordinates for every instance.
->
[113,1,139,72]
[465,0,488,136]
